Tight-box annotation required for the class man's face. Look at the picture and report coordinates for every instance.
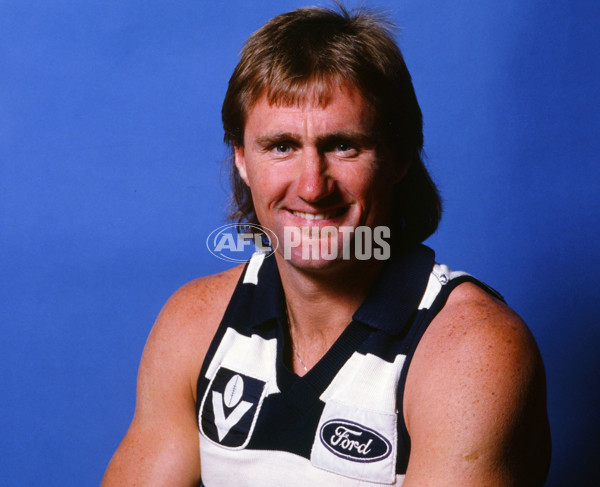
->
[234,83,403,270]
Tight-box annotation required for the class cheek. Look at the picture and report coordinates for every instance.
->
[350,166,398,220]
[246,165,289,207]
[340,165,384,202]
[369,161,402,198]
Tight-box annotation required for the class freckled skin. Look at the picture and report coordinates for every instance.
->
[102,267,244,486]
[102,87,551,487]
[403,282,551,486]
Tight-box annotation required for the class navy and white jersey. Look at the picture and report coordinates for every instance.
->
[196,245,502,486]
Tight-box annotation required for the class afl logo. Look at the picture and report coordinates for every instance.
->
[206,223,278,263]
[319,419,392,463]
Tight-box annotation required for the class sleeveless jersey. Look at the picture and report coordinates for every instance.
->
[195,245,502,486]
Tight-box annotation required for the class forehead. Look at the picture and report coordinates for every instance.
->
[243,83,376,137]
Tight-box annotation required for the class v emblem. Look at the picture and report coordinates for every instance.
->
[212,392,253,441]
[200,367,267,448]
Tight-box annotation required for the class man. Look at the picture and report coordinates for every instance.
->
[103,6,551,486]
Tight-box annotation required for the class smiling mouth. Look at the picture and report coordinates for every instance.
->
[290,208,347,220]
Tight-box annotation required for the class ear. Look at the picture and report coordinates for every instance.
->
[234,146,250,186]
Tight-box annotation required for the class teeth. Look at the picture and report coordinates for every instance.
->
[292,210,339,220]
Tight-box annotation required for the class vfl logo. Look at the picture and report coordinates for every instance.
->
[200,367,266,448]
[206,224,278,263]
[320,419,392,463]
[212,375,252,441]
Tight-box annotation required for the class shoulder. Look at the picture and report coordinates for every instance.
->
[101,265,245,485]
[154,264,245,334]
[403,282,551,485]
[141,264,245,400]
[413,281,539,372]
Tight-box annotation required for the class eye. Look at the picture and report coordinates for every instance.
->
[268,142,294,156]
[332,141,359,157]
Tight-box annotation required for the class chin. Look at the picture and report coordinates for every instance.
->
[276,234,352,271]
[280,253,349,274]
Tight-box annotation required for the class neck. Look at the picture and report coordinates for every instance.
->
[275,254,384,372]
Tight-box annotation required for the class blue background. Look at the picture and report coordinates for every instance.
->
[1,1,599,485]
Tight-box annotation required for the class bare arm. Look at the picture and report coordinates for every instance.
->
[102,268,242,486]
[402,283,551,486]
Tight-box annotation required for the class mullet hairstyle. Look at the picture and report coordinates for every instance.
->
[222,5,442,248]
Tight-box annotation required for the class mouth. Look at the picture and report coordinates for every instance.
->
[289,208,347,221]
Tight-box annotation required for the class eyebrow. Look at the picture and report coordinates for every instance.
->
[255,132,298,148]
[317,131,376,148]
[254,130,376,148]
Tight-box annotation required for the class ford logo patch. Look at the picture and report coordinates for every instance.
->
[319,419,392,463]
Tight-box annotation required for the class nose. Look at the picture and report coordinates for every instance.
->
[296,148,334,203]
